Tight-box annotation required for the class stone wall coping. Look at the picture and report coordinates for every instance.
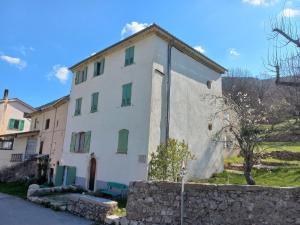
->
[68,193,118,207]
[126,181,300,225]
[129,181,300,192]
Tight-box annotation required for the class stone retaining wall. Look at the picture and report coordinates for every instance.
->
[262,151,300,161]
[0,158,37,182]
[67,194,117,222]
[27,184,117,223]
[126,181,300,225]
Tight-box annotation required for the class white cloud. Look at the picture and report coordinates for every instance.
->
[229,48,240,57]
[194,45,205,54]
[48,65,70,84]
[121,22,149,39]
[280,8,300,17]
[0,55,27,69]
[242,0,278,6]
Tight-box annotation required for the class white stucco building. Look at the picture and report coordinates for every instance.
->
[60,24,226,190]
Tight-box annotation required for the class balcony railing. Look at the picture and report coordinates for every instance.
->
[10,154,23,162]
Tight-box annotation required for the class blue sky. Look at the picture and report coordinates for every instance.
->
[1,0,299,107]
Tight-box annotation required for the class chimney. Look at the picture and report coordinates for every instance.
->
[3,89,8,100]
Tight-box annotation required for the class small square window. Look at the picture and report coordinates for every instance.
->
[45,119,50,130]
[207,80,212,89]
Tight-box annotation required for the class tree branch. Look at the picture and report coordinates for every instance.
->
[273,28,300,48]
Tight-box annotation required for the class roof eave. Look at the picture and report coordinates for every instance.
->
[69,24,227,74]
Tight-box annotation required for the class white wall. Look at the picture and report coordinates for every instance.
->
[149,37,224,179]
[0,136,28,169]
[62,33,224,187]
[62,35,157,186]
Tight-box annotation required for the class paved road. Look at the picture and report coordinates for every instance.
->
[0,193,95,225]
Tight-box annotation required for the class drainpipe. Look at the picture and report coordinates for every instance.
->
[165,43,173,143]
[1,89,9,135]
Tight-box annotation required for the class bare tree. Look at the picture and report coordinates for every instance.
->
[267,12,300,119]
[268,16,300,87]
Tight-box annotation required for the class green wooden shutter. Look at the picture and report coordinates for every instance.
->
[75,72,80,84]
[125,47,132,66]
[75,98,82,116]
[9,119,15,129]
[83,67,88,81]
[100,58,105,74]
[84,131,91,153]
[19,120,24,131]
[122,85,126,106]
[93,62,97,76]
[91,93,98,113]
[66,166,76,185]
[54,166,65,186]
[129,46,134,64]
[122,83,132,106]
[78,98,82,114]
[70,132,76,152]
[117,129,129,153]
[126,83,132,105]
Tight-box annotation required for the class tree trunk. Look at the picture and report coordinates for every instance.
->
[244,166,256,185]
[243,148,256,185]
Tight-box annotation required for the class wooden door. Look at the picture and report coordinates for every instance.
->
[89,158,96,191]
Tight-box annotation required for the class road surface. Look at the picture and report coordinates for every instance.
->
[0,193,96,225]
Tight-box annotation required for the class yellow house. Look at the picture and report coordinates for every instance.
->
[0,89,34,135]
[0,94,69,183]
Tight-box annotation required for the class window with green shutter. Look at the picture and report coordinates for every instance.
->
[125,46,134,66]
[74,98,82,116]
[94,58,105,76]
[8,119,23,130]
[121,83,132,107]
[90,92,99,113]
[75,72,80,85]
[117,129,129,154]
[70,131,91,153]
[75,66,88,85]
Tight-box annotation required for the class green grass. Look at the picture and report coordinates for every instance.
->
[112,198,127,216]
[111,207,126,217]
[196,168,300,187]
[224,141,300,166]
[0,182,29,199]
[224,156,243,165]
[220,140,300,187]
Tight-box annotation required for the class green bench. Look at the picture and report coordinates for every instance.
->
[100,182,128,199]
